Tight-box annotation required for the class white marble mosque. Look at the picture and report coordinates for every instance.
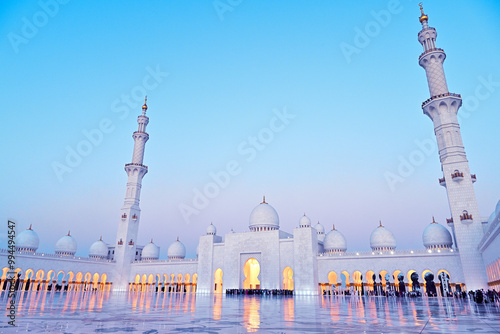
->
[2,6,500,296]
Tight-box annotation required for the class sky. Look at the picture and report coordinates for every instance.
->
[1,0,499,258]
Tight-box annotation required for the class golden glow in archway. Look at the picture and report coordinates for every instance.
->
[214,268,223,293]
[243,258,260,289]
[282,267,293,290]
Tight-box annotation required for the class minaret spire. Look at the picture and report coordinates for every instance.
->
[417,8,488,290]
[113,100,151,291]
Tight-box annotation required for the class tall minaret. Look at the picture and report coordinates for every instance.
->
[417,5,487,290]
[113,97,150,291]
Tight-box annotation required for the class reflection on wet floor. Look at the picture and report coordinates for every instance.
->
[0,290,499,333]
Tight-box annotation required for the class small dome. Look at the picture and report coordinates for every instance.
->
[249,196,279,231]
[299,214,311,228]
[141,240,160,260]
[16,225,39,252]
[370,221,396,251]
[55,231,77,256]
[89,237,108,259]
[206,222,216,235]
[323,225,347,253]
[422,218,453,249]
[168,237,186,259]
[315,222,325,242]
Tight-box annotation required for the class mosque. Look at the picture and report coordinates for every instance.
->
[4,6,500,296]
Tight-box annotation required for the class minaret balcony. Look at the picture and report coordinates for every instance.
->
[132,214,138,221]
[125,163,148,169]
[471,174,477,183]
[128,239,134,246]
[118,239,124,245]
[446,218,453,224]
[438,177,446,187]
[121,213,127,221]
[421,92,461,109]
[451,170,464,181]
[418,47,444,60]
[460,211,473,222]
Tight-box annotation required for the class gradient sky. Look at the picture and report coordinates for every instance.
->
[1,1,499,258]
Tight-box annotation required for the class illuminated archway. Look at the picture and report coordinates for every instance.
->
[243,258,260,289]
[340,271,350,290]
[366,270,375,291]
[214,268,223,293]
[282,267,293,290]
[352,271,363,292]
[407,270,418,292]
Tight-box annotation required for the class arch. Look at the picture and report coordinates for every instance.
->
[407,270,419,292]
[437,269,452,296]
[214,268,223,293]
[352,271,362,293]
[340,271,350,290]
[422,269,433,280]
[92,273,100,291]
[192,273,198,284]
[282,267,293,291]
[328,271,338,285]
[365,270,375,291]
[243,258,260,289]
[147,274,154,285]
[101,273,108,291]
[437,269,451,279]
[379,270,388,293]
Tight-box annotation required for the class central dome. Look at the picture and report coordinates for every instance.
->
[55,231,77,256]
[89,237,108,259]
[370,221,397,251]
[249,196,279,232]
[323,225,347,253]
[141,240,160,260]
[167,237,186,259]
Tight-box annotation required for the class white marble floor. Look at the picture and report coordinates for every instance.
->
[0,291,498,333]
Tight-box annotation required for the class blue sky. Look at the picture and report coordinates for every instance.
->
[1,0,499,257]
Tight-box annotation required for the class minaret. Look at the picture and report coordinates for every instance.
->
[113,97,150,291]
[417,5,487,290]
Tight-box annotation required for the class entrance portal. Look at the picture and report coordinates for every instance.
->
[243,258,260,289]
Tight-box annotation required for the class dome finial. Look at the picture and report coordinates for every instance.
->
[67,230,71,236]
[142,96,148,114]
[379,220,383,227]
[418,2,428,23]
[28,224,32,230]
[150,238,154,243]
[261,195,267,204]
[99,235,102,241]
[176,236,179,241]
[303,212,306,216]
[332,224,336,230]
[432,216,437,224]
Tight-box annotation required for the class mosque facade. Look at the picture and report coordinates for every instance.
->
[3,7,500,295]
